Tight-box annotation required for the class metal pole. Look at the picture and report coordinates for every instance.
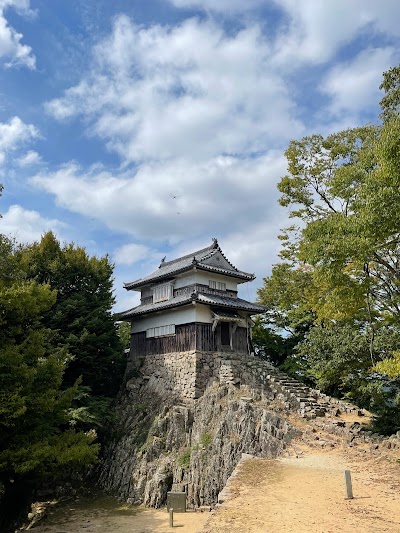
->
[169,507,174,528]
[344,470,353,499]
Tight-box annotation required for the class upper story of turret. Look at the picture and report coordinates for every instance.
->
[122,238,257,315]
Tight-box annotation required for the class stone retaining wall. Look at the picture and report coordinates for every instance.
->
[130,350,362,417]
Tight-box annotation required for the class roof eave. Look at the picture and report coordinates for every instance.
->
[118,297,195,319]
[123,265,194,290]
[124,264,254,290]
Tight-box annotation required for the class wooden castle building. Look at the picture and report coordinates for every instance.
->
[120,239,265,357]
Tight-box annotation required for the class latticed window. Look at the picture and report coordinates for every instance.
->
[153,282,172,303]
[209,280,226,291]
[146,324,175,338]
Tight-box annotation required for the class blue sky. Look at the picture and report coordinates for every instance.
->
[0,0,399,311]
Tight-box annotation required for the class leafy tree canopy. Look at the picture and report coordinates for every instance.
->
[0,235,99,528]
[18,232,126,400]
[257,65,400,433]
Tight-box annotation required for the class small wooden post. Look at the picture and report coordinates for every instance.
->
[169,507,174,528]
[344,470,353,499]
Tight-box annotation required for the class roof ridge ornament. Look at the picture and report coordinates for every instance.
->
[212,237,218,248]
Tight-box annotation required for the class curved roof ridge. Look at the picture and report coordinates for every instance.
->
[124,238,255,290]
[214,245,240,272]
[159,242,215,268]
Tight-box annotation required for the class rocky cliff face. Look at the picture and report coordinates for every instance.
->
[99,364,298,508]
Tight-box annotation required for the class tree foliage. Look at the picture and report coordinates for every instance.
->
[0,235,99,528]
[257,65,400,433]
[19,232,126,401]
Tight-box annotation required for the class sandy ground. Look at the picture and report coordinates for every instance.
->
[27,413,400,533]
[29,493,208,533]
[202,442,400,533]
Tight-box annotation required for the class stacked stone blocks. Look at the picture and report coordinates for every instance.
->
[129,350,361,418]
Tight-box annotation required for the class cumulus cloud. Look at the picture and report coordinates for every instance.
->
[0,0,36,69]
[320,47,397,117]
[46,16,303,163]
[166,0,264,13]
[113,243,155,266]
[31,150,287,242]
[16,149,42,167]
[39,7,400,309]
[0,116,39,164]
[273,0,400,65]
[0,204,64,243]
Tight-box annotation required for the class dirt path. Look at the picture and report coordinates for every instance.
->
[27,412,400,533]
[29,493,208,533]
[202,445,400,533]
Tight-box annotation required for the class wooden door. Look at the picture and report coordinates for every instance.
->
[221,322,230,346]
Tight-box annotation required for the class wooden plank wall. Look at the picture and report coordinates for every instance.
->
[232,327,248,353]
[195,323,216,351]
[130,322,249,356]
[131,323,197,356]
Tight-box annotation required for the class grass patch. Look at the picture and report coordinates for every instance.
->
[178,448,191,468]
[200,432,212,448]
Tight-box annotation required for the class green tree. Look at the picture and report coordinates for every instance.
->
[19,232,126,402]
[379,65,400,122]
[116,321,131,351]
[0,235,99,529]
[297,323,400,433]
[255,263,315,376]
[257,263,315,333]
[257,65,400,432]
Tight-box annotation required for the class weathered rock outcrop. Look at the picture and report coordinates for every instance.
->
[99,364,298,508]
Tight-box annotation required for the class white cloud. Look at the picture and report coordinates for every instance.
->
[0,204,64,243]
[166,0,264,13]
[39,6,400,311]
[320,47,397,117]
[46,16,303,163]
[16,149,42,167]
[31,150,287,242]
[0,116,39,164]
[113,243,154,266]
[0,0,36,69]
[273,0,400,65]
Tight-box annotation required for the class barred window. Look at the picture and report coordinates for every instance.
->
[146,324,175,338]
[209,280,226,291]
[153,282,172,303]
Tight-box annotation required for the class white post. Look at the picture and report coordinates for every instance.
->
[344,470,353,499]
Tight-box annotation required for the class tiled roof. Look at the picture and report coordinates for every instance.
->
[118,293,193,319]
[197,293,266,313]
[118,291,265,319]
[124,239,254,290]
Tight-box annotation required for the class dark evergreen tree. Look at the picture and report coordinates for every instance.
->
[19,232,126,420]
[0,235,98,530]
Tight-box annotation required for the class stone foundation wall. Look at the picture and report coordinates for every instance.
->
[130,350,278,402]
[129,350,361,418]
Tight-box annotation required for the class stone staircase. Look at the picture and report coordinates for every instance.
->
[219,361,240,386]
[218,355,361,420]
[266,370,326,418]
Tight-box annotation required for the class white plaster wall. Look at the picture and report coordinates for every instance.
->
[131,305,196,333]
[195,270,238,291]
[174,272,196,289]
[194,304,248,327]
[194,304,212,323]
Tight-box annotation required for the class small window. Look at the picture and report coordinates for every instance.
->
[146,324,175,338]
[209,280,226,291]
[153,283,172,303]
